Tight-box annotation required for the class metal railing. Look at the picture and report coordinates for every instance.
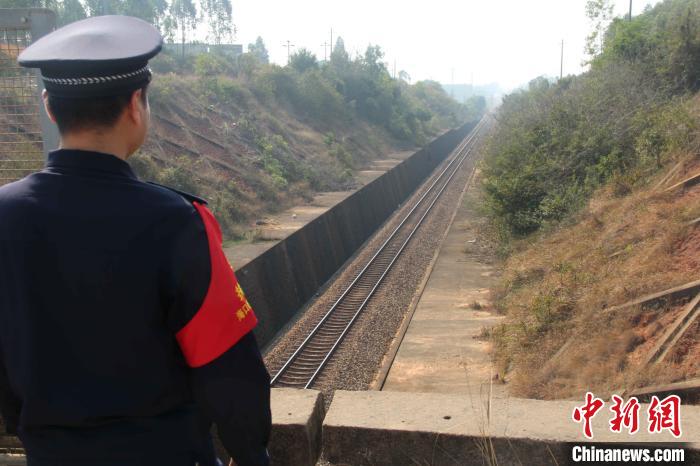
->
[0,9,57,186]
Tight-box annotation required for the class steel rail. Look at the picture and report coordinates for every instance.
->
[303,133,480,388]
[270,120,484,387]
[270,118,485,387]
[270,131,473,384]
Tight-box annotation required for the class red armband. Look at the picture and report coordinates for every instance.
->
[175,202,258,367]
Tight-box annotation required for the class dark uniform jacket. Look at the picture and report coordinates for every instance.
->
[0,149,271,465]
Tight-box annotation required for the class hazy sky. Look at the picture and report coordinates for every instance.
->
[230,0,661,91]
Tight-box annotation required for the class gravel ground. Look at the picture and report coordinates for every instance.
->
[264,129,485,408]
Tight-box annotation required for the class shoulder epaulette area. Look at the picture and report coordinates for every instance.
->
[147,182,208,205]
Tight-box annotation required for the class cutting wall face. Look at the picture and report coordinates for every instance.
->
[237,122,476,348]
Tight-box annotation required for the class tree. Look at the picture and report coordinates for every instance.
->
[466,95,486,115]
[83,0,118,15]
[289,48,318,73]
[672,7,700,91]
[123,0,166,22]
[248,36,269,64]
[0,0,53,8]
[169,0,198,58]
[148,0,169,35]
[3,0,173,34]
[81,0,167,24]
[57,0,87,25]
[398,70,411,84]
[585,0,614,60]
[161,14,177,43]
[361,45,387,76]
[330,36,349,64]
[201,0,233,45]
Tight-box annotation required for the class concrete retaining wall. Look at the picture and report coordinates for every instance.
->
[238,122,476,347]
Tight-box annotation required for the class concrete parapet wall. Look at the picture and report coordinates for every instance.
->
[0,455,24,466]
[269,389,325,466]
[5,389,699,464]
[237,122,476,347]
[322,391,700,465]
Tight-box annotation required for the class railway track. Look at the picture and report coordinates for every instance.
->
[271,118,486,388]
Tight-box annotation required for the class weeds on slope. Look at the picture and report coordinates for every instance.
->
[490,151,700,399]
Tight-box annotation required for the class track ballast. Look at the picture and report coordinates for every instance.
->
[271,119,485,388]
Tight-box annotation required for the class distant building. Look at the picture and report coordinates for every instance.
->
[441,83,503,109]
[164,43,243,59]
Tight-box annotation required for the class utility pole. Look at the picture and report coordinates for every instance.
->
[330,28,333,55]
[321,41,330,61]
[629,0,633,20]
[450,67,454,98]
[283,40,295,64]
[393,59,397,79]
[560,39,564,80]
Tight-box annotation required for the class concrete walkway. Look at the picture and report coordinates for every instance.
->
[224,151,413,268]
[382,169,505,398]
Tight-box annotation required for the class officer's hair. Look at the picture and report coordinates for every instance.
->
[47,85,148,134]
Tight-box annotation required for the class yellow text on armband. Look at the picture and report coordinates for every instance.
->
[235,282,246,302]
[235,301,253,322]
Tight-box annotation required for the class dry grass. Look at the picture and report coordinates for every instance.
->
[492,152,700,400]
[132,75,403,239]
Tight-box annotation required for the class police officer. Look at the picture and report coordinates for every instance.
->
[0,15,271,466]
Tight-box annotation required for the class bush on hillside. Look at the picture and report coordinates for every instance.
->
[194,53,234,77]
[483,0,699,237]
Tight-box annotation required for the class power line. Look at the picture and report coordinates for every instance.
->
[283,40,295,64]
[560,39,564,80]
[629,0,633,21]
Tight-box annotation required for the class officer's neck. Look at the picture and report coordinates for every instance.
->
[59,128,135,161]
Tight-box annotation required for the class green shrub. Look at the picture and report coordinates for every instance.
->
[129,153,160,181]
[329,141,354,168]
[483,0,700,240]
[249,69,276,102]
[150,51,179,74]
[216,77,250,106]
[157,156,202,195]
[194,53,232,76]
[149,75,178,103]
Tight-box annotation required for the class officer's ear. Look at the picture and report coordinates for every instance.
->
[41,89,57,124]
[126,88,147,127]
